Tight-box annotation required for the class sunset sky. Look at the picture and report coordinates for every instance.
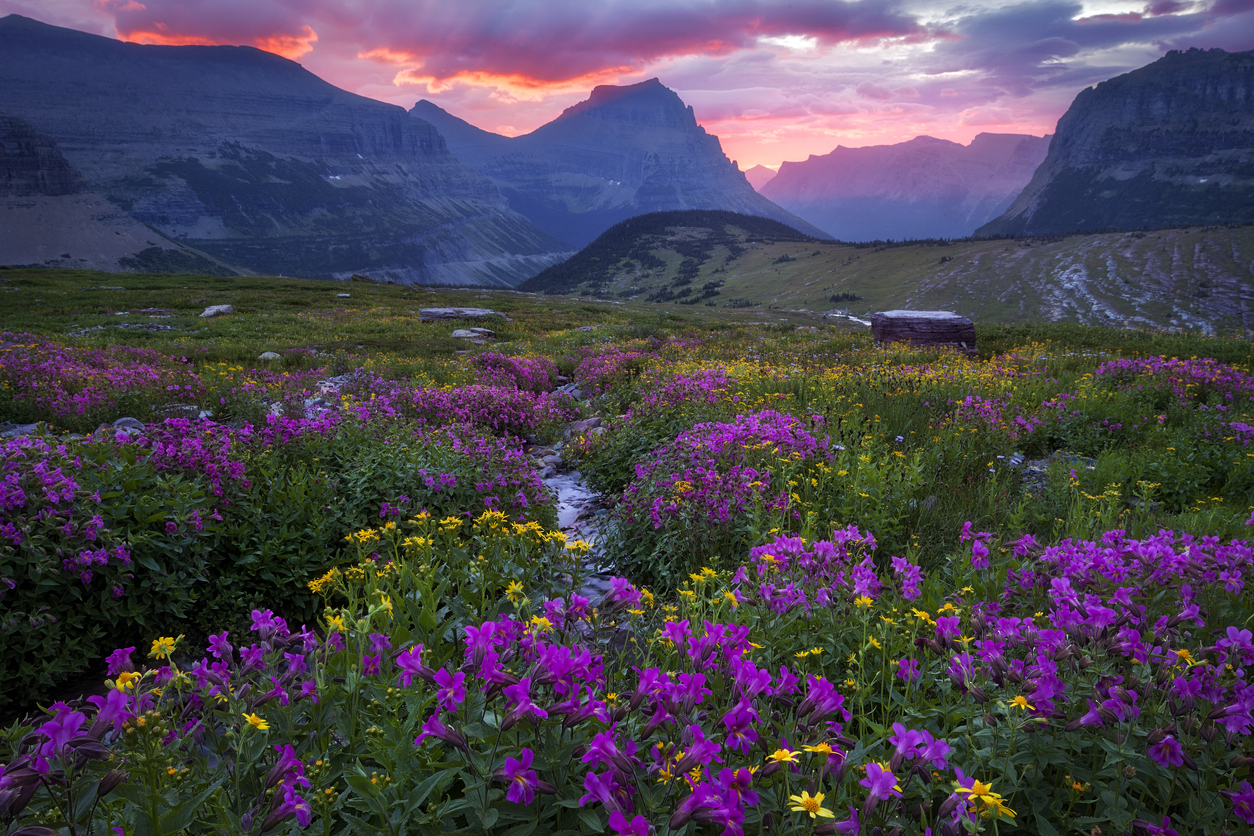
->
[3,0,1252,169]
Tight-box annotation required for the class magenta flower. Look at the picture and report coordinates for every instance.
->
[896,658,921,683]
[1225,781,1254,824]
[1218,626,1254,664]
[1131,816,1178,836]
[435,669,466,712]
[608,810,649,836]
[888,723,924,770]
[579,770,618,810]
[936,616,961,640]
[500,748,539,805]
[413,713,468,752]
[970,539,990,569]
[105,646,136,676]
[859,761,901,801]
[503,677,549,726]
[1148,735,1184,768]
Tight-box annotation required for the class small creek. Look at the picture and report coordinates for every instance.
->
[532,441,617,603]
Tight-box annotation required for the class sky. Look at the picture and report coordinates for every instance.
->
[3,0,1252,169]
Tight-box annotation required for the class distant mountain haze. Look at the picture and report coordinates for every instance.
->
[979,47,1254,237]
[761,133,1050,241]
[742,165,778,191]
[0,14,566,283]
[412,79,830,248]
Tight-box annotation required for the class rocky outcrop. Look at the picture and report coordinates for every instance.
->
[979,48,1254,236]
[0,14,567,285]
[412,79,829,248]
[871,310,976,349]
[761,133,1049,242]
[0,114,82,196]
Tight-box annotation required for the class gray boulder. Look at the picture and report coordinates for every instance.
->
[200,304,233,318]
[870,310,976,350]
[420,307,512,322]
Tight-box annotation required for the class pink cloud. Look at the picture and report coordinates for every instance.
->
[9,0,1252,169]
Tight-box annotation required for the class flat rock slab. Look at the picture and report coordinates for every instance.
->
[451,327,495,339]
[419,307,512,322]
[871,310,976,350]
[200,304,233,318]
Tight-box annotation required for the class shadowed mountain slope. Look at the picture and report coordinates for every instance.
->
[979,47,1254,237]
[412,79,830,248]
[0,14,567,284]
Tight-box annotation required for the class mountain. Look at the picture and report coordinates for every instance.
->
[0,112,229,273]
[525,215,1253,333]
[743,165,777,191]
[412,79,830,248]
[760,133,1049,241]
[0,14,568,284]
[979,47,1254,237]
[517,209,815,299]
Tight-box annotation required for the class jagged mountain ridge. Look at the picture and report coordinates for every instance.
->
[411,79,830,248]
[760,133,1050,241]
[979,47,1254,236]
[0,14,568,284]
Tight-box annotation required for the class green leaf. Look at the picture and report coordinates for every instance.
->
[478,806,499,830]
[501,823,538,836]
[576,807,605,833]
[403,770,456,816]
[158,781,222,833]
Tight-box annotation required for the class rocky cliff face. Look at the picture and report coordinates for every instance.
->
[979,47,1254,237]
[412,79,829,248]
[0,14,568,284]
[760,133,1049,241]
[0,114,83,196]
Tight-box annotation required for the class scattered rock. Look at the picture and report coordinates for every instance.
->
[588,426,606,437]
[0,422,39,439]
[258,351,281,360]
[419,307,512,322]
[451,327,495,339]
[112,417,144,430]
[200,304,234,318]
[336,293,351,298]
[570,417,603,433]
[870,310,976,351]
[90,286,125,291]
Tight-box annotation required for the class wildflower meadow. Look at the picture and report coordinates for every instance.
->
[2,274,1254,836]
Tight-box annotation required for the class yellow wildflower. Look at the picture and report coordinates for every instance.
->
[242,713,269,731]
[789,790,834,819]
[149,636,180,660]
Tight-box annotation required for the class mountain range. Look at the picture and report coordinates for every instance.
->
[979,47,1254,236]
[411,80,828,248]
[0,14,1251,291]
[760,133,1050,241]
[0,14,566,284]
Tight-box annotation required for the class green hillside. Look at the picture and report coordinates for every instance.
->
[521,212,1254,334]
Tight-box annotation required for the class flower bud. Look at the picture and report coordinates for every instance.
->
[97,770,129,798]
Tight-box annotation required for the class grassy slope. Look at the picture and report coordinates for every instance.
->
[0,268,854,364]
[538,220,1254,334]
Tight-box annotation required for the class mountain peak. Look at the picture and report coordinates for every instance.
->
[554,78,689,123]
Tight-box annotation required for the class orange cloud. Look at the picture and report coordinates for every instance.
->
[120,22,317,58]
